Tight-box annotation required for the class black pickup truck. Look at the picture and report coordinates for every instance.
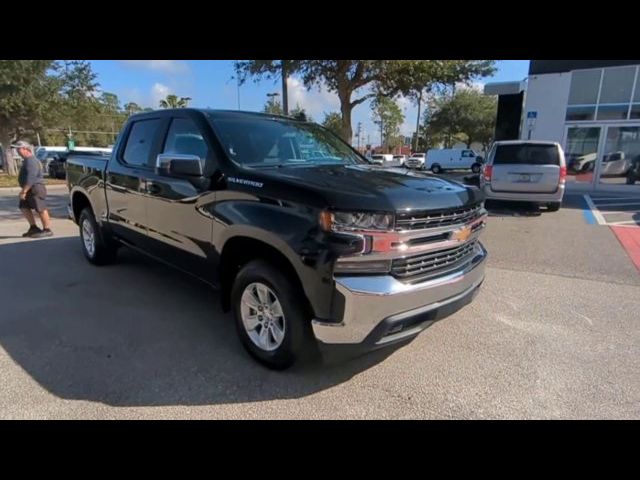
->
[67,108,487,369]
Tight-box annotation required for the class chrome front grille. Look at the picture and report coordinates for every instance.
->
[396,204,482,231]
[390,240,478,283]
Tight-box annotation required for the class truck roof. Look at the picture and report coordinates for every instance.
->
[129,108,307,122]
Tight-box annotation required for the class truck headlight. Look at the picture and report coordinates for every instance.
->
[319,210,394,232]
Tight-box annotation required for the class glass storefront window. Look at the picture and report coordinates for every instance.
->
[596,105,630,121]
[566,66,639,122]
[568,70,601,105]
[599,126,640,185]
[565,127,600,184]
[599,67,636,104]
[566,106,596,121]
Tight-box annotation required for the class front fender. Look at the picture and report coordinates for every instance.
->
[213,200,340,320]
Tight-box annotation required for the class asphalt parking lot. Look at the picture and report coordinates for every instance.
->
[0,185,638,419]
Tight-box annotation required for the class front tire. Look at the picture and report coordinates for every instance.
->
[232,260,314,370]
[78,208,117,265]
[546,202,561,212]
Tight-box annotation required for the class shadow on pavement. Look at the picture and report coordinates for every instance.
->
[0,236,401,407]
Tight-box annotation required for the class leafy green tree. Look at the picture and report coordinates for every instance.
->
[124,102,143,115]
[389,60,496,151]
[371,96,404,151]
[235,60,496,145]
[0,60,98,175]
[263,97,283,115]
[321,112,343,137]
[159,94,191,108]
[289,103,310,122]
[426,88,497,150]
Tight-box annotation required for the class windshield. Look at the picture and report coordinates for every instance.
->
[208,115,367,168]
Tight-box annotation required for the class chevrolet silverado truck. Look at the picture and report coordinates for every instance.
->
[66,109,487,369]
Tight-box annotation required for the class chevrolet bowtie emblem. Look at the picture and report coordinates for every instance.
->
[452,226,472,242]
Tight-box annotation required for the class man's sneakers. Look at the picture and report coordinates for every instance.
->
[22,225,42,237]
[31,228,54,238]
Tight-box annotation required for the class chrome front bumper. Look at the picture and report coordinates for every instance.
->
[312,242,487,345]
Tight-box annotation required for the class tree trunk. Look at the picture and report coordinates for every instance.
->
[339,101,353,144]
[0,131,18,177]
[281,60,289,115]
[414,89,422,153]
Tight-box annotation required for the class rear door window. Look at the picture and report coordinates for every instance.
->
[493,144,560,166]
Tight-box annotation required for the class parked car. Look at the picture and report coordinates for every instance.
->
[393,155,408,166]
[66,108,488,370]
[36,146,67,173]
[600,151,631,177]
[405,153,426,169]
[426,148,483,174]
[568,152,596,173]
[369,153,394,166]
[626,154,640,184]
[48,149,111,179]
[480,140,566,211]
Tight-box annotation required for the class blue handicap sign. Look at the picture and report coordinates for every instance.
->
[527,111,537,119]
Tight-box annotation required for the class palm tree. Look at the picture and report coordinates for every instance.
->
[159,94,192,109]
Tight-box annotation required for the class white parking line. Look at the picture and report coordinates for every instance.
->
[607,220,640,226]
[583,195,607,225]
[590,201,640,207]
[584,194,640,227]
[589,197,637,201]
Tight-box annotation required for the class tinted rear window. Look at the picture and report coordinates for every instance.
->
[493,144,560,165]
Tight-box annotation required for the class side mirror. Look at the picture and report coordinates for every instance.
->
[157,153,203,177]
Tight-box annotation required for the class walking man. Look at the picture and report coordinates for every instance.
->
[13,140,53,238]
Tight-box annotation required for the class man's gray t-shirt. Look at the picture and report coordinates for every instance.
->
[18,155,44,188]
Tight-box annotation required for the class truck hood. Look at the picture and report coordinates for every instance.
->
[251,164,483,212]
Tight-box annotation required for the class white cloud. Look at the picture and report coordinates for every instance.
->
[286,76,340,120]
[456,81,485,92]
[120,60,189,75]
[151,83,171,106]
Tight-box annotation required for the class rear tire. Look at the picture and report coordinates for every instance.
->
[231,260,315,370]
[546,202,561,212]
[431,164,442,174]
[78,208,117,265]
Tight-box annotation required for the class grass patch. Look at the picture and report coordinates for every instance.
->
[0,174,67,188]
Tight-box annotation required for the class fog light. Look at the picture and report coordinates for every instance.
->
[334,259,391,274]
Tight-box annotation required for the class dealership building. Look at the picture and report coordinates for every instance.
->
[485,60,640,193]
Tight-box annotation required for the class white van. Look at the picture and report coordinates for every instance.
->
[425,148,483,174]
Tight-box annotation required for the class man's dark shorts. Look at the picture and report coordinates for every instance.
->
[19,183,48,213]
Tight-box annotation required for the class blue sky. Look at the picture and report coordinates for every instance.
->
[90,60,529,144]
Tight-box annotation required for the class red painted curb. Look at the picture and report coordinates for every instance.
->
[611,226,640,272]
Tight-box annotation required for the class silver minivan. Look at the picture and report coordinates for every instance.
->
[480,140,566,211]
